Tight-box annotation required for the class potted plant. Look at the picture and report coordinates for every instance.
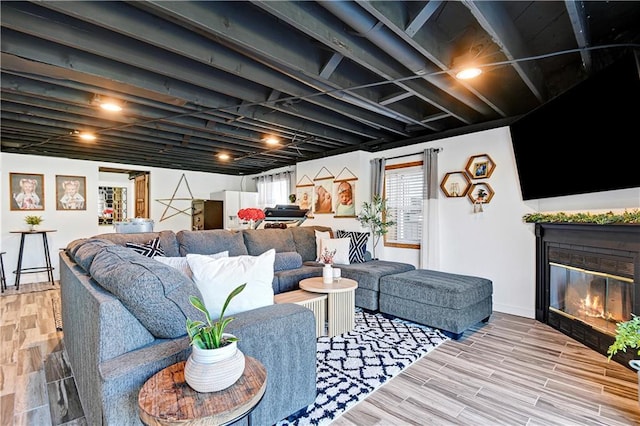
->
[357,194,395,259]
[25,215,43,231]
[607,314,640,404]
[184,283,247,392]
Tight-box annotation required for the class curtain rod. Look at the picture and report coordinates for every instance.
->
[384,147,442,161]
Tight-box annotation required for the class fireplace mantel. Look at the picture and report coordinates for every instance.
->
[534,223,640,365]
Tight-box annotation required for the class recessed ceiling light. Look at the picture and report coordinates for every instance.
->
[78,132,96,141]
[100,102,122,112]
[218,153,230,160]
[455,67,482,80]
[263,136,279,145]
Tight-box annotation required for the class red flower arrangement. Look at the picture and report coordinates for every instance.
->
[237,208,265,221]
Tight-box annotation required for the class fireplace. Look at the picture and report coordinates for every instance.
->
[535,223,640,367]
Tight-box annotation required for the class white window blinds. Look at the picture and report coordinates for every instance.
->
[385,164,423,245]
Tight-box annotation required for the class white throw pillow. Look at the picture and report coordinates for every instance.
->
[155,251,228,280]
[315,230,332,261]
[186,249,275,318]
[319,238,351,265]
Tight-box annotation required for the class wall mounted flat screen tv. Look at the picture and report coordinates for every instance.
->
[510,52,640,200]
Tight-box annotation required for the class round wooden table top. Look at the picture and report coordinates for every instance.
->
[138,355,267,426]
[10,229,57,234]
[299,276,358,294]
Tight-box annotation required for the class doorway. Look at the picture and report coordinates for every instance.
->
[98,167,150,225]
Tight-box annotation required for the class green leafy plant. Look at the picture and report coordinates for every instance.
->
[357,194,395,259]
[522,209,640,225]
[24,215,43,225]
[608,314,640,360]
[186,283,246,350]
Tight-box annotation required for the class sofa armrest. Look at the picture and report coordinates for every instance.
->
[227,303,317,426]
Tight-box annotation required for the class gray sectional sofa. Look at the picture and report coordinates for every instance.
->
[60,226,414,425]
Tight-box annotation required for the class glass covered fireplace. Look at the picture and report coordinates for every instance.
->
[549,262,633,336]
[535,223,640,367]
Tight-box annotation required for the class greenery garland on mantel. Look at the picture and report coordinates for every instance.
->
[522,209,640,225]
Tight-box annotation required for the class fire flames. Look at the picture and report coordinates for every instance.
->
[579,293,605,318]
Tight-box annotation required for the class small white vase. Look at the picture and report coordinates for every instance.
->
[184,334,246,392]
[323,264,333,284]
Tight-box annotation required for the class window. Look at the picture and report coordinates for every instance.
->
[384,162,423,248]
[256,172,290,209]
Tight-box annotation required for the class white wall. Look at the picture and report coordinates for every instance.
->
[1,153,243,285]
[3,129,638,317]
[297,126,640,318]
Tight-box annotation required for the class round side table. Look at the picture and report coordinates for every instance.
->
[299,276,358,337]
[138,355,267,426]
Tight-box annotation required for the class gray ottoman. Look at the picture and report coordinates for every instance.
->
[379,269,493,339]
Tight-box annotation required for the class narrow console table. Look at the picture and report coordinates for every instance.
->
[10,229,57,290]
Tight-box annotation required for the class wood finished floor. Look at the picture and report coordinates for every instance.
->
[1,283,639,425]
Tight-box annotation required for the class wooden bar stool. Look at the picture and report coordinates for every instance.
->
[0,251,6,293]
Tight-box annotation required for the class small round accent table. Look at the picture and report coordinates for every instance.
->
[299,277,358,337]
[10,229,57,290]
[138,356,266,426]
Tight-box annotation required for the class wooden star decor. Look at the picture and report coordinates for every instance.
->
[155,173,195,222]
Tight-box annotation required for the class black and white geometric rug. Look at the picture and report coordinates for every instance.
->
[276,309,449,425]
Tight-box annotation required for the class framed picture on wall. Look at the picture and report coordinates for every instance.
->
[56,175,87,210]
[313,179,334,214]
[9,172,45,211]
[333,179,356,217]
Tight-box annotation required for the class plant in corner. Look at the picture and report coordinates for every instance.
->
[608,314,640,403]
[184,283,247,392]
[357,194,395,259]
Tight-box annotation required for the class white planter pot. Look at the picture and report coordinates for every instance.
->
[184,334,246,392]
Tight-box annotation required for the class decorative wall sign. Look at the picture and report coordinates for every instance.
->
[465,154,496,179]
[333,180,356,217]
[313,167,334,214]
[155,173,195,222]
[9,172,44,211]
[56,175,86,210]
[440,171,471,197]
[295,174,314,215]
[333,167,358,218]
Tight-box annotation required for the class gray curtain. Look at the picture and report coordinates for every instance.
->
[421,148,440,269]
[370,157,386,200]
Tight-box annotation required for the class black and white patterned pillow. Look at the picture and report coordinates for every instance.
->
[125,237,165,257]
[336,230,369,263]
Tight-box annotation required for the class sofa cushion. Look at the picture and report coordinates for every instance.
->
[274,265,323,293]
[290,226,333,262]
[319,237,351,265]
[125,237,165,257]
[336,230,369,263]
[177,229,248,257]
[187,249,275,318]
[242,229,296,255]
[314,230,332,260]
[71,238,116,272]
[90,245,202,339]
[273,252,303,272]
[155,251,229,280]
[339,260,416,292]
[90,230,181,257]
